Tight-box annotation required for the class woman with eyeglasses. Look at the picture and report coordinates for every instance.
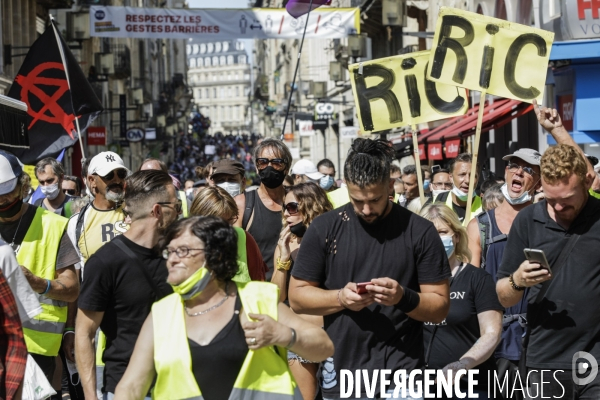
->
[115,216,334,400]
[238,139,293,280]
[190,186,268,281]
[420,204,503,399]
[272,182,333,400]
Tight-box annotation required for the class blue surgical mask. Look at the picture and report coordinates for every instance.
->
[320,175,334,190]
[500,183,532,205]
[423,179,431,191]
[441,235,455,258]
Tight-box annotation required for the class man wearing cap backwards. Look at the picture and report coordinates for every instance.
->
[67,152,130,269]
[291,159,326,186]
[466,148,541,399]
[209,158,247,227]
[0,150,80,382]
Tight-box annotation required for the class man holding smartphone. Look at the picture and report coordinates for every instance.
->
[497,102,600,398]
[289,138,451,399]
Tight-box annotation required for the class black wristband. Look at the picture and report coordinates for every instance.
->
[397,286,420,313]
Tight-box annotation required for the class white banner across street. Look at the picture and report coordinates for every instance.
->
[90,6,360,40]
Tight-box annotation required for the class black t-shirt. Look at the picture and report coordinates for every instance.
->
[423,263,503,392]
[292,202,451,398]
[498,196,600,369]
[246,190,281,279]
[433,191,466,223]
[78,234,173,393]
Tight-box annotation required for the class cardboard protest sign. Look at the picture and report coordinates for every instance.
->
[349,50,468,133]
[426,7,554,103]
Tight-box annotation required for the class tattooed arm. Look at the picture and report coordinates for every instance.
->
[20,265,80,302]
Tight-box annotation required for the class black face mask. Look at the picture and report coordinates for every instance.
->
[0,197,23,219]
[289,222,307,238]
[259,166,286,189]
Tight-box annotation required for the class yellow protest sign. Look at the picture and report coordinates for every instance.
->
[23,165,39,189]
[427,7,554,103]
[349,50,468,133]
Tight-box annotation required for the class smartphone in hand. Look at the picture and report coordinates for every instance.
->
[523,248,551,271]
[356,282,371,294]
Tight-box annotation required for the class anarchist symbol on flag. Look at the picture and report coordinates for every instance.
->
[3,19,103,164]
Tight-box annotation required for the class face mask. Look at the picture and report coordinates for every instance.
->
[171,262,212,300]
[185,188,194,197]
[217,182,241,198]
[259,166,286,189]
[41,183,60,200]
[451,184,470,202]
[290,222,307,238]
[501,183,532,205]
[423,179,431,191]
[441,235,455,258]
[397,194,406,205]
[0,197,23,219]
[320,175,335,190]
[432,189,449,198]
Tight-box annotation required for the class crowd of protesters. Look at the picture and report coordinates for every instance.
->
[1,99,600,400]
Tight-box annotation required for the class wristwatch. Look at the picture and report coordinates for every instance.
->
[509,274,525,291]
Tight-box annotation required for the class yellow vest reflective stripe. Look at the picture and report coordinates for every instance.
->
[232,227,251,283]
[152,281,301,400]
[17,207,69,356]
[442,193,483,226]
[179,191,189,218]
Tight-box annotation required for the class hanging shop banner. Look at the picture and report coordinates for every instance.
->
[90,6,359,39]
[428,143,443,160]
[427,7,554,103]
[445,139,461,158]
[418,144,426,161]
[349,50,469,133]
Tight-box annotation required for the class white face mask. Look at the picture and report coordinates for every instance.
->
[451,184,470,202]
[432,189,450,198]
[185,188,194,197]
[41,182,61,200]
[217,182,241,198]
[501,183,532,205]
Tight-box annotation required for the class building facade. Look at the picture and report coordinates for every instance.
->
[187,39,251,135]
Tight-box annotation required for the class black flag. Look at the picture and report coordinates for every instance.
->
[4,20,103,164]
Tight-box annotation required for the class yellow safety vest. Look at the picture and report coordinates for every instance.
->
[17,207,69,356]
[152,281,302,400]
[233,227,251,283]
[178,191,189,218]
[438,192,483,226]
[327,186,350,209]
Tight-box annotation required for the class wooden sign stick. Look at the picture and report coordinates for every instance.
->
[412,124,426,206]
[464,91,486,224]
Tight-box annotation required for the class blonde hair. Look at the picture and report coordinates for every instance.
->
[541,144,588,185]
[420,203,471,263]
[190,186,238,222]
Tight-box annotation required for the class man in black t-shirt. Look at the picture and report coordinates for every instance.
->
[290,139,451,399]
[75,170,180,399]
[497,106,600,398]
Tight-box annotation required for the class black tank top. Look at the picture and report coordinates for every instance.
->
[189,296,248,400]
[246,190,282,279]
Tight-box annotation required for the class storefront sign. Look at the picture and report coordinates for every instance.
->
[90,6,359,40]
[445,139,461,158]
[298,120,315,136]
[557,94,574,131]
[428,143,443,160]
[563,0,600,39]
[418,144,426,160]
[88,126,107,146]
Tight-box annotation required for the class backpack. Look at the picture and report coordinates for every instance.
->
[477,211,508,270]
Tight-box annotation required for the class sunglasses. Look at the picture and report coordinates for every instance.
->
[63,189,77,196]
[283,202,299,215]
[156,201,183,214]
[507,162,537,177]
[256,158,287,171]
[97,169,128,181]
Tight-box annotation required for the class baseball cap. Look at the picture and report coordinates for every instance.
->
[88,151,129,177]
[502,148,542,166]
[211,159,245,178]
[193,179,207,188]
[0,150,23,196]
[291,159,325,180]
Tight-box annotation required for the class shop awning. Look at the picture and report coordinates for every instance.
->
[418,99,533,144]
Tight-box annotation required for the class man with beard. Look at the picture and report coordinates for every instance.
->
[75,170,178,399]
[466,148,541,400]
[0,150,80,382]
[289,138,451,399]
[240,138,292,279]
[67,152,130,270]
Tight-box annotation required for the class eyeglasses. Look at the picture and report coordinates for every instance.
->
[432,182,453,189]
[507,162,537,177]
[63,189,77,196]
[156,201,183,214]
[162,247,205,259]
[255,158,287,171]
[283,202,299,215]
[97,169,127,181]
